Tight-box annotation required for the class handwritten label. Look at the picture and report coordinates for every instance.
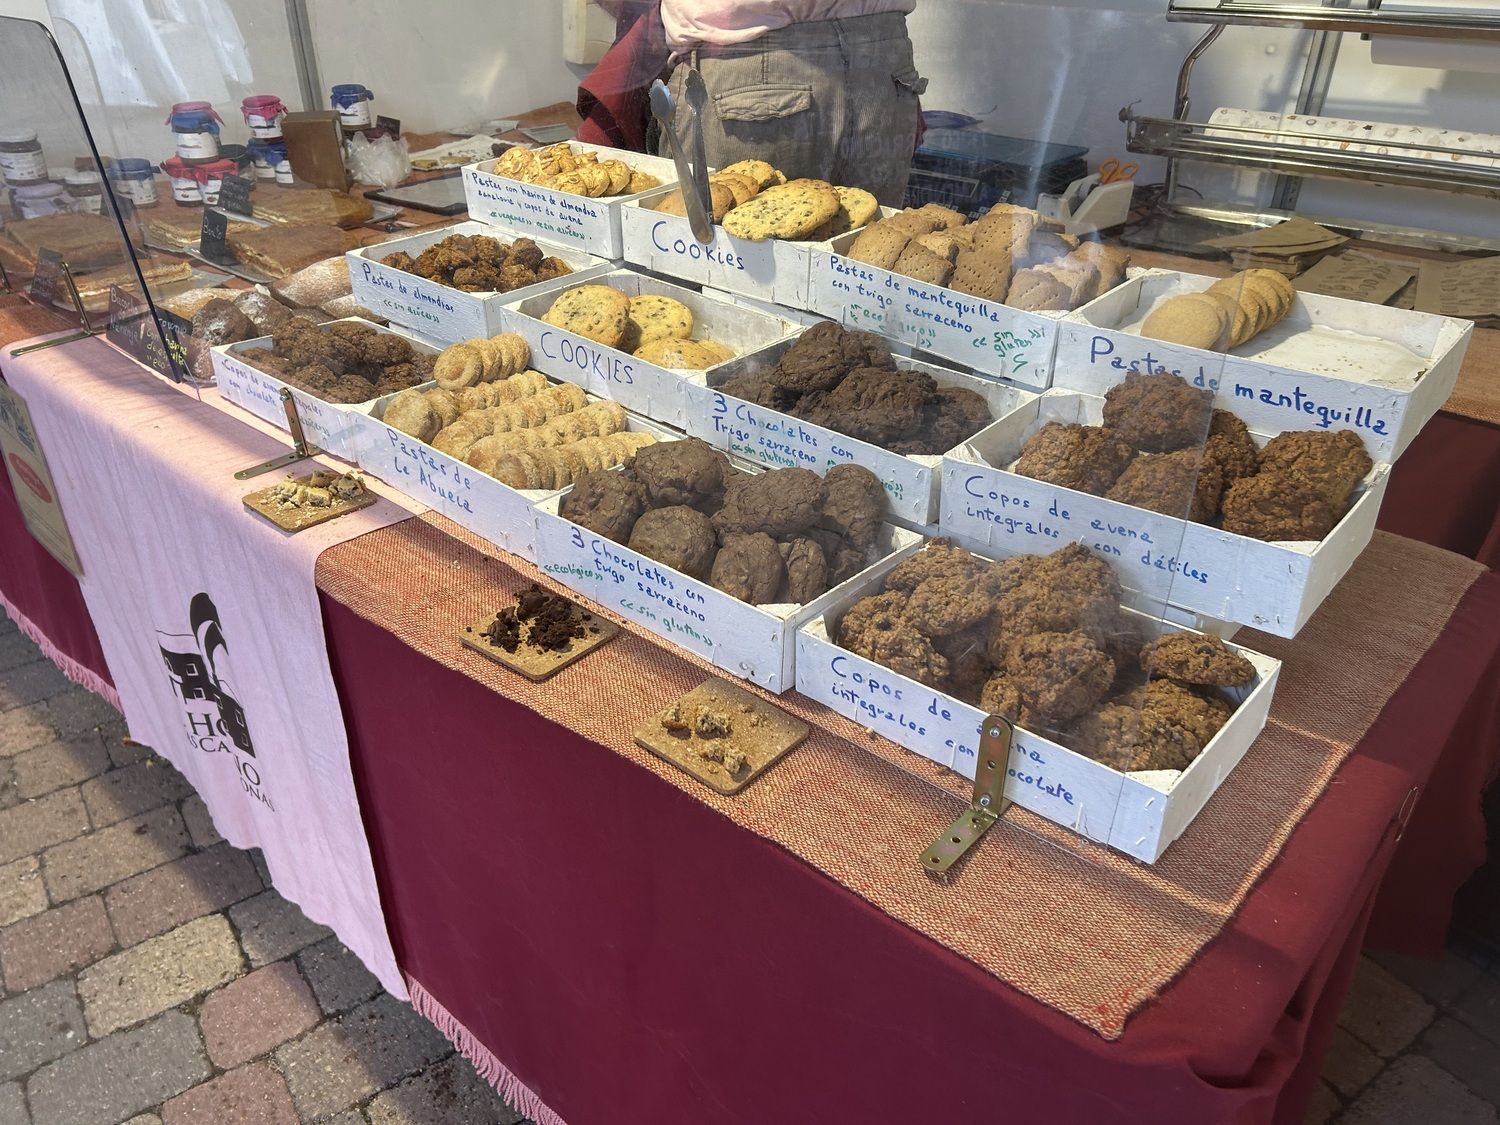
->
[218,175,254,218]
[350,258,486,342]
[215,353,356,458]
[808,251,1054,388]
[105,287,191,382]
[29,248,64,309]
[465,167,608,249]
[199,208,232,265]
[622,206,809,306]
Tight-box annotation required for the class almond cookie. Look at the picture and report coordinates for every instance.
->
[382,390,440,443]
[494,146,536,178]
[1140,293,1231,350]
[722,181,840,242]
[656,183,736,223]
[543,284,631,348]
[847,222,912,270]
[627,169,662,194]
[600,159,633,194]
[424,388,462,428]
[433,343,485,390]
[633,337,720,369]
[718,159,779,189]
[893,241,955,286]
[951,248,1013,302]
[627,294,694,343]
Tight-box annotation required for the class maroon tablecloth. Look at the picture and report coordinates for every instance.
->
[1378,411,1500,568]
[321,569,1500,1125]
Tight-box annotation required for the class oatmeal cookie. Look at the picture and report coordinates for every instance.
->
[1139,632,1255,687]
[1101,372,1214,453]
[1015,421,1137,495]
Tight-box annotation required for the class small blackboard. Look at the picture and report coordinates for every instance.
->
[218,174,254,217]
[29,248,64,309]
[199,208,233,265]
[105,286,192,382]
[376,115,401,136]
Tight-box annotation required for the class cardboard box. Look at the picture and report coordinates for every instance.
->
[682,342,1036,526]
[345,220,612,344]
[505,269,799,430]
[794,542,1282,864]
[462,143,679,260]
[805,223,1064,392]
[1056,269,1473,461]
[212,320,437,464]
[347,392,674,564]
[533,472,922,692]
[620,194,832,307]
[939,390,1391,637]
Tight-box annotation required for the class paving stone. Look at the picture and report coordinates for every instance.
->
[0,979,85,1081]
[42,804,190,902]
[122,1117,162,1125]
[300,936,381,1015]
[1303,1079,1341,1125]
[161,1062,300,1125]
[0,895,114,993]
[103,733,155,769]
[276,994,451,1119]
[200,961,321,1068]
[77,914,243,1037]
[106,843,262,946]
[1341,1054,1497,1124]
[1340,957,1436,1057]
[0,788,89,866]
[0,857,46,929]
[0,1081,26,1124]
[323,1113,366,1125]
[180,792,224,849]
[0,629,42,674]
[367,1053,523,1125]
[1450,970,1500,1047]
[82,758,194,827]
[1321,1025,1383,1098]
[248,848,271,885]
[1421,1015,1500,1106]
[230,891,332,968]
[8,735,111,801]
[1372,949,1488,1009]
[0,705,55,758]
[0,661,71,711]
[0,761,16,811]
[42,688,121,740]
[26,1010,210,1125]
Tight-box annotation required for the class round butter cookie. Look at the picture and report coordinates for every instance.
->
[718,159,778,189]
[433,343,485,390]
[633,337,719,370]
[1140,293,1230,350]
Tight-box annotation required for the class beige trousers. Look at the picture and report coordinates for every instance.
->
[663,12,924,207]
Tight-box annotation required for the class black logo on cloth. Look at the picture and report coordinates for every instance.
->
[159,593,273,810]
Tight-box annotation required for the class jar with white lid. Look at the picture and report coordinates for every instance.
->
[330,84,375,131]
[64,169,103,213]
[165,102,222,163]
[0,130,48,186]
[13,181,72,218]
[107,158,159,207]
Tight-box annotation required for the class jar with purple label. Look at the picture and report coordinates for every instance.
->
[107,158,159,207]
[241,95,286,140]
[331,84,375,132]
[197,157,237,205]
[0,130,47,186]
[13,181,71,218]
[165,101,222,163]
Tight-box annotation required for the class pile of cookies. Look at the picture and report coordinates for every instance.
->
[836,539,1254,772]
[1138,269,1295,351]
[490,142,661,198]
[654,159,879,243]
[380,233,571,294]
[379,339,656,491]
[560,438,888,607]
[1012,370,1373,541]
[846,202,1129,312]
[235,319,434,404]
[540,284,736,369]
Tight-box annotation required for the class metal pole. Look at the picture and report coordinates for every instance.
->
[1271,21,1344,211]
[283,0,322,113]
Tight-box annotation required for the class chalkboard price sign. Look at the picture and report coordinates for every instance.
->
[199,208,233,265]
[219,174,254,217]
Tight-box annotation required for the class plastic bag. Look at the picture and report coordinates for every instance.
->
[346,132,411,188]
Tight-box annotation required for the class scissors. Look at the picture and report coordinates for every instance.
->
[1099,158,1139,184]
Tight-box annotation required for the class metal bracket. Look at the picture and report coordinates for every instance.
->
[233,388,322,480]
[12,264,100,355]
[921,716,1014,878]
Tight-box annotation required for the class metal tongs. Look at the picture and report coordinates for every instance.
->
[649,75,714,244]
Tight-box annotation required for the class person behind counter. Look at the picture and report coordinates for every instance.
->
[578,1,924,206]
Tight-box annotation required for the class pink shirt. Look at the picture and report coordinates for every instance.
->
[661,1,915,49]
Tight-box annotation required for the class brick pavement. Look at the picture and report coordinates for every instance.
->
[0,613,528,1125]
[1,609,1498,1123]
